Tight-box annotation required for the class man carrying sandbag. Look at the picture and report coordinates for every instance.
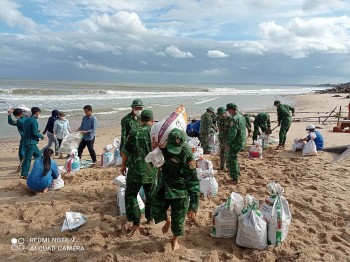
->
[120,99,144,150]
[243,113,252,137]
[274,100,295,150]
[199,107,217,154]
[252,112,271,143]
[120,110,158,231]
[152,129,200,251]
[21,107,44,179]
[217,107,231,170]
[226,103,246,184]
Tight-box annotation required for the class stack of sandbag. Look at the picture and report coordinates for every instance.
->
[113,137,122,166]
[187,137,204,160]
[65,149,81,174]
[236,195,268,250]
[210,192,244,238]
[113,175,145,216]
[60,132,82,154]
[196,159,218,198]
[101,144,114,168]
[249,141,263,158]
[292,138,305,152]
[208,129,219,154]
[302,133,317,156]
[146,105,187,167]
[261,182,292,246]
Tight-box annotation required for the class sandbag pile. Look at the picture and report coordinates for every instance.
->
[210,182,292,249]
[210,192,244,238]
[292,138,305,152]
[146,105,187,167]
[196,159,218,198]
[101,144,114,168]
[65,149,81,174]
[187,137,204,160]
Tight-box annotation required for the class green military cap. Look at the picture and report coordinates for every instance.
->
[141,109,153,121]
[226,103,237,110]
[206,107,215,113]
[167,128,186,155]
[273,100,281,106]
[217,107,226,115]
[130,99,144,107]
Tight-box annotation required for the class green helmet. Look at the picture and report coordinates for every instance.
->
[206,107,215,113]
[273,100,281,106]
[226,103,237,110]
[141,109,153,121]
[217,107,226,115]
[130,99,144,108]
[167,129,186,155]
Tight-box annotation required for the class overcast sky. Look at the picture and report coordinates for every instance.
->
[0,0,349,84]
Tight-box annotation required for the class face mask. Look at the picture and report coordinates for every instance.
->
[133,110,141,116]
[60,117,65,120]
[307,130,311,134]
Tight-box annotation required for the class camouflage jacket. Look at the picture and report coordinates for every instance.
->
[254,112,271,128]
[200,112,215,134]
[217,115,231,142]
[159,144,200,212]
[122,124,157,184]
[228,113,247,150]
[120,111,141,149]
[277,104,295,124]
[243,114,252,133]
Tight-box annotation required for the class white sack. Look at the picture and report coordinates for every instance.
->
[60,132,82,154]
[200,177,219,198]
[261,182,292,246]
[50,175,64,191]
[113,175,126,187]
[117,187,145,216]
[302,140,317,156]
[65,149,81,174]
[236,195,268,250]
[61,212,87,232]
[292,138,305,152]
[101,152,114,167]
[145,147,164,168]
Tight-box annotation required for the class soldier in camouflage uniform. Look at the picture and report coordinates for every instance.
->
[243,113,252,137]
[217,107,230,170]
[120,99,144,150]
[152,129,200,251]
[252,112,271,142]
[199,107,216,153]
[274,100,295,149]
[226,103,247,183]
[121,110,158,231]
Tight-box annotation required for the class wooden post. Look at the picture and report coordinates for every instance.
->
[337,106,342,126]
[322,106,337,124]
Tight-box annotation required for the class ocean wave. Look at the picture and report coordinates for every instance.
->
[195,97,221,104]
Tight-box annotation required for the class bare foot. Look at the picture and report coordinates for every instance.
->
[171,236,181,251]
[162,220,171,234]
[127,225,141,237]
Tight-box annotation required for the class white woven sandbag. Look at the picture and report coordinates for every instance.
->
[200,177,219,198]
[101,152,114,167]
[261,182,291,246]
[236,195,268,250]
[292,138,305,152]
[51,175,64,190]
[302,140,317,156]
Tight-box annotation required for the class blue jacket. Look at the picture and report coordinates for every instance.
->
[27,157,59,191]
[79,115,97,141]
[23,115,44,145]
[186,121,200,136]
[308,130,324,151]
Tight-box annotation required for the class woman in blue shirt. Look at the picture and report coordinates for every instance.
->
[27,148,59,192]
[299,124,324,151]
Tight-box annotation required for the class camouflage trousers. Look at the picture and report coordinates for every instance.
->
[125,180,155,225]
[219,139,227,170]
[227,147,241,181]
[151,186,189,236]
[279,118,291,146]
[199,131,209,153]
[253,122,268,142]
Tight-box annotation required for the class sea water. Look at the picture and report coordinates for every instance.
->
[0,79,324,138]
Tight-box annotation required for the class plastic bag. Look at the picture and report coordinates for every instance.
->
[236,195,268,250]
[188,137,203,160]
[208,129,219,154]
[302,140,317,156]
[145,147,165,168]
[117,187,145,216]
[101,152,114,167]
[49,175,64,191]
[210,192,244,238]
[249,141,262,158]
[60,132,82,154]
[113,138,122,166]
[150,105,187,148]
[61,212,87,232]
[113,175,126,187]
[261,182,291,246]
[65,149,81,174]
[200,177,219,198]
[292,138,305,152]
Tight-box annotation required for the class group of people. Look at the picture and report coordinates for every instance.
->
[7,97,323,251]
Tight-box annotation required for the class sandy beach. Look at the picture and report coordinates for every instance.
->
[0,93,349,262]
